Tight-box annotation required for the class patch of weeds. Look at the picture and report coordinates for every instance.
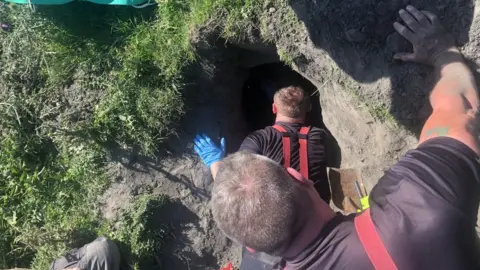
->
[339,78,398,125]
[0,1,312,268]
[0,14,109,265]
[93,0,194,154]
[107,195,172,270]
[36,3,156,87]
[278,47,295,66]
[207,0,305,67]
[0,126,109,268]
[216,0,265,42]
[259,1,305,62]
[368,104,397,124]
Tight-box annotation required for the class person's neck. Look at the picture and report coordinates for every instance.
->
[282,202,336,259]
[275,114,305,124]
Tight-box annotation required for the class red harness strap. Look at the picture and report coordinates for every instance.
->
[355,209,398,270]
[298,126,310,179]
[272,125,310,179]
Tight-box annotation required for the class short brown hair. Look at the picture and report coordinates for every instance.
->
[273,86,311,118]
[211,152,310,255]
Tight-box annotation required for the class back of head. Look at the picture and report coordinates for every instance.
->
[274,86,311,119]
[211,151,308,255]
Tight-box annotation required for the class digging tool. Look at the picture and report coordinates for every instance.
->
[354,180,363,199]
[355,180,370,211]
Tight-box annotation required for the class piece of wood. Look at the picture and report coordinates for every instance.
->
[329,168,364,212]
[343,196,360,213]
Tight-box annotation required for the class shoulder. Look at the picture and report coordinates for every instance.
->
[368,138,480,269]
[371,136,480,214]
[307,126,328,139]
[249,127,276,139]
[239,128,275,153]
[286,214,372,269]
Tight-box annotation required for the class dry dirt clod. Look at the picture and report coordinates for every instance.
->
[389,0,403,11]
[386,32,411,53]
[376,2,389,16]
[345,28,367,43]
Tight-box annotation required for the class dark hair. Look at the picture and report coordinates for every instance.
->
[211,151,308,255]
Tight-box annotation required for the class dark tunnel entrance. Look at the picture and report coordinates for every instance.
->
[241,62,325,132]
[241,62,341,168]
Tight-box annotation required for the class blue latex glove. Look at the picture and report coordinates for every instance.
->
[194,133,226,168]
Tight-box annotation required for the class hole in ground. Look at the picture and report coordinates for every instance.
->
[242,62,326,132]
[241,62,341,168]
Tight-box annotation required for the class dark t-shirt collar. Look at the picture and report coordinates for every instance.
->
[275,121,305,129]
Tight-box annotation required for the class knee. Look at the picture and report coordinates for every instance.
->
[84,237,121,267]
[89,237,119,255]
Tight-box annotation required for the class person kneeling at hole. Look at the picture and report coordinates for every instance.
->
[194,86,331,269]
[198,6,480,270]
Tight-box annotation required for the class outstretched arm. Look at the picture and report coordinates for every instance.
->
[394,6,479,154]
[194,134,226,180]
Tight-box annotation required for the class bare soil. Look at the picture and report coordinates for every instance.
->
[100,42,249,269]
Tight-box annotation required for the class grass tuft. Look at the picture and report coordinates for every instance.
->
[109,195,172,270]
[0,1,306,268]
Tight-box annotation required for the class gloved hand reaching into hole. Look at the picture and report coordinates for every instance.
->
[194,133,226,168]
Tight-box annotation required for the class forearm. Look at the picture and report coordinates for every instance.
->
[431,54,479,111]
[420,56,480,151]
[210,161,221,180]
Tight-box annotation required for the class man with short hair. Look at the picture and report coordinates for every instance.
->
[273,85,311,119]
[211,152,333,257]
[197,6,480,269]
[239,85,331,203]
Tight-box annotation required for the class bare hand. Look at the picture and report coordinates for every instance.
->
[393,6,459,67]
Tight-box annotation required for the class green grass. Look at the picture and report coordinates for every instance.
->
[108,195,172,270]
[29,195,172,270]
[0,0,302,268]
